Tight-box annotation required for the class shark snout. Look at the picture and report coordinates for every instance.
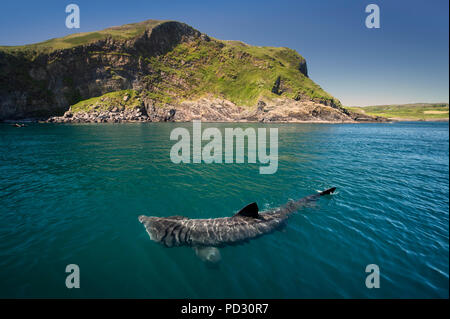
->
[138,216,161,242]
[138,215,158,224]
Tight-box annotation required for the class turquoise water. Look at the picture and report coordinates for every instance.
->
[0,121,448,298]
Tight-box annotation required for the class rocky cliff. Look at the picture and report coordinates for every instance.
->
[0,19,383,123]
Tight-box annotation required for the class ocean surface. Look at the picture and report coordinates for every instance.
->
[0,121,448,298]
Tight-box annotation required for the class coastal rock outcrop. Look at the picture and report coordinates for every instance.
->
[1,19,387,123]
[46,95,385,123]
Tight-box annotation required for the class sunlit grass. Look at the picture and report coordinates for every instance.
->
[346,104,449,120]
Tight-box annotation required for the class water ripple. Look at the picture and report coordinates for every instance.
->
[0,122,448,298]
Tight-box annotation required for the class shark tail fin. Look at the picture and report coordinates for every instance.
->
[319,187,336,196]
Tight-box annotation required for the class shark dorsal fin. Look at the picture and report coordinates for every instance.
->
[233,202,259,218]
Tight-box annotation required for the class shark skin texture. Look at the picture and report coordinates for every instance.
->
[138,187,336,256]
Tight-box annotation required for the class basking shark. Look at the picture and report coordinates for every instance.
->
[139,187,336,263]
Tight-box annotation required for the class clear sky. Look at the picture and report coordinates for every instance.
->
[0,0,448,106]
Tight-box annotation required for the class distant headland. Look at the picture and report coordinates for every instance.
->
[347,103,449,122]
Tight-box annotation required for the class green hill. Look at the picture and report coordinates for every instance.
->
[0,19,347,121]
[347,103,449,121]
[0,20,166,54]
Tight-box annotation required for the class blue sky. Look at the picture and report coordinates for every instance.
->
[0,0,448,106]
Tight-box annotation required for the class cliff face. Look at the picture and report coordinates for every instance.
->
[0,19,378,122]
[0,21,199,119]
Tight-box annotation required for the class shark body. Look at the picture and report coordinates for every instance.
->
[138,187,336,252]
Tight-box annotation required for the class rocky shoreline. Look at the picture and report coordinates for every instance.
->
[43,97,388,124]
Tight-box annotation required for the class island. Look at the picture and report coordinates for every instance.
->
[0,19,387,123]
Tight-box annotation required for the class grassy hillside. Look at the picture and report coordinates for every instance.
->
[141,38,337,107]
[0,20,165,56]
[347,103,449,120]
[0,19,342,119]
[69,90,142,113]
